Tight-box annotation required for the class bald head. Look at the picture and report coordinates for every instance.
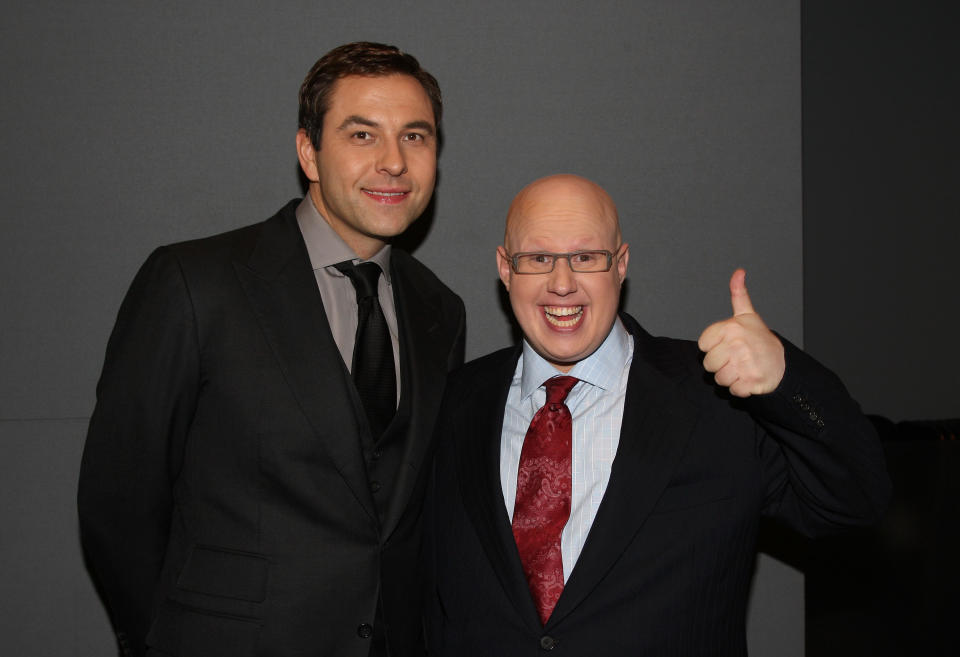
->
[504,174,621,252]
[497,174,629,372]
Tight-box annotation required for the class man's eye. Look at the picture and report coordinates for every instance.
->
[352,131,371,140]
[531,254,552,264]
[403,133,424,142]
[574,252,598,264]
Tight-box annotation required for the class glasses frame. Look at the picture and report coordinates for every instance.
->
[506,248,620,275]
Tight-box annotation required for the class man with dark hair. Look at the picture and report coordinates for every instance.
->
[79,42,464,657]
[423,174,889,656]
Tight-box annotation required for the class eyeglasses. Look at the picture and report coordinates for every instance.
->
[506,249,619,274]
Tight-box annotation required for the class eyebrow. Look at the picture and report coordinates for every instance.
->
[336,115,435,136]
[403,120,436,136]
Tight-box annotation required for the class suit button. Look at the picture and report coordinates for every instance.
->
[540,635,557,650]
[357,623,373,639]
[371,481,381,493]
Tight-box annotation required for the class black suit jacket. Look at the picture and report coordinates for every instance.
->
[424,313,889,656]
[78,200,465,657]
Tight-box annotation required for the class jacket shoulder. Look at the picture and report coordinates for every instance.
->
[620,312,704,379]
[459,345,518,375]
[155,199,300,266]
[391,248,462,305]
[445,346,518,400]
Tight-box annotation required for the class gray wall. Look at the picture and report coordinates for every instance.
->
[1,2,804,654]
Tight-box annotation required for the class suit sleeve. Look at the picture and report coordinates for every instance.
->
[747,337,891,535]
[78,247,199,656]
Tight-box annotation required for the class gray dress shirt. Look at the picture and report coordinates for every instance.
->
[295,196,401,404]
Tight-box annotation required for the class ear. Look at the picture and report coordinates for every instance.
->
[616,243,629,284]
[296,129,319,182]
[496,246,512,291]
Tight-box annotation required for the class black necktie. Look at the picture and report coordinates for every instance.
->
[335,261,397,440]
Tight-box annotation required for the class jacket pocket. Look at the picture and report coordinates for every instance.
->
[176,544,268,602]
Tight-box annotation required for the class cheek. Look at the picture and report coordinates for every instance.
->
[412,148,437,170]
[328,146,369,176]
[508,287,541,329]
[508,279,539,307]
[317,154,352,189]
[507,293,525,321]
[587,284,622,328]
[411,155,437,188]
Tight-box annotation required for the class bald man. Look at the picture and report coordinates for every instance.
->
[422,174,889,656]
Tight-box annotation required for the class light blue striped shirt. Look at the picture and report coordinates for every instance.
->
[500,318,634,581]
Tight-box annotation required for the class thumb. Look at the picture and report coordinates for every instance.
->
[729,268,755,316]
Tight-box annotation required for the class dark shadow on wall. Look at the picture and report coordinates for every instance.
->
[805,419,960,657]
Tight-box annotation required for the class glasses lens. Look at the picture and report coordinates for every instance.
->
[516,253,555,273]
[569,251,610,272]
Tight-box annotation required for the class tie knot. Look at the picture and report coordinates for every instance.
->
[335,261,382,300]
[544,376,578,404]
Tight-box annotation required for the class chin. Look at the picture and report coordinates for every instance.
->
[537,349,582,371]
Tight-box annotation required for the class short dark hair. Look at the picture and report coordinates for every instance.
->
[298,41,442,149]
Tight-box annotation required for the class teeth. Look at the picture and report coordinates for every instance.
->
[544,306,583,327]
[367,191,405,197]
[545,306,582,316]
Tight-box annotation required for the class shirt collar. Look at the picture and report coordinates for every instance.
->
[519,316,631,400]
[295,196,393,282]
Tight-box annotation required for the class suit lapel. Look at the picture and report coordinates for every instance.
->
[454,326,700,631]
[234,206,377,524]
[380,254,448,539]
[548,316,699,626]
[456,348,545,632]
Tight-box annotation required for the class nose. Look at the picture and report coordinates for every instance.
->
[546,256,578,296]
[377,139,407,177]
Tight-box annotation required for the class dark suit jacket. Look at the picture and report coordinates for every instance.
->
[423,313,889,657]
[78,200,465,657]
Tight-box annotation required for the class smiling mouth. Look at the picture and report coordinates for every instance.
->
[544,305,583,328]
[363,190,409,203]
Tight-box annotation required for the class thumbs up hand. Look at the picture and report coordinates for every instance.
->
[697,269,785,398]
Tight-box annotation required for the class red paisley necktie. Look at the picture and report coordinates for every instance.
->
[511,375,579,625]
